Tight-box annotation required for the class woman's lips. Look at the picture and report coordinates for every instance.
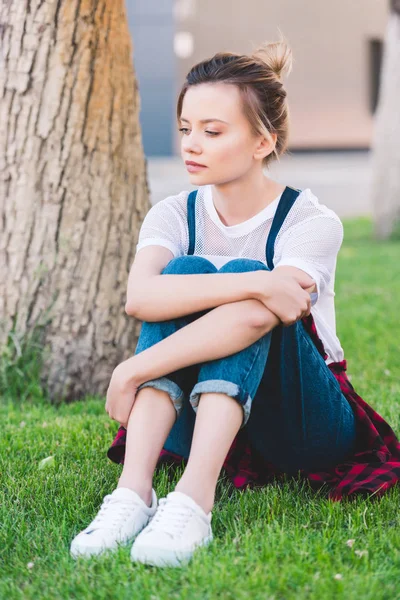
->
[186,163,207,172]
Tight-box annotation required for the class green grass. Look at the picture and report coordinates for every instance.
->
[1,218,400,600]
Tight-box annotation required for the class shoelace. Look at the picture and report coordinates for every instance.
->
[146,498,194,538]
[85,495,139,532]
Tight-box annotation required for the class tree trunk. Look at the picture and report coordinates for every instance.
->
[0,0,150,401]
[370,7,400,239]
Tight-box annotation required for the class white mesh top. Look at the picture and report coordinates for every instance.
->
[136,184,345,365]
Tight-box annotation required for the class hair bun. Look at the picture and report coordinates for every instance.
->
[251,32,293,83]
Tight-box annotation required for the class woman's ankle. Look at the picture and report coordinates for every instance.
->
[117,476,153,507]
[174,477,215,514]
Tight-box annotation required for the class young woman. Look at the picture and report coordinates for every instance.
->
[70,39,400,567]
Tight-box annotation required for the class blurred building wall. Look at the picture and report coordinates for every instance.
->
[127,0,389,156]
[126,0,175,155]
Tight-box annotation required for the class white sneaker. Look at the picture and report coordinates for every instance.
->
[130,491,213,567]
[70,487,157,558]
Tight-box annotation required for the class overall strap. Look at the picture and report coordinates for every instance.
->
[187,186,301,266]
[187,189,198,255]
[265,186,301,270]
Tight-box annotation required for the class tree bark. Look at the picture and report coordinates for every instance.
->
[370,8,400,239]
[0,0,150,401]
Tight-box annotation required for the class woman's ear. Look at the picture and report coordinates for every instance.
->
[254,132,277,161]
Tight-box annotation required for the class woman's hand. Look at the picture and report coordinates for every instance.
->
[255,269,315,327]
[105,359,140,428]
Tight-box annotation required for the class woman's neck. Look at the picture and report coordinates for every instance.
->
[210,175,285,227]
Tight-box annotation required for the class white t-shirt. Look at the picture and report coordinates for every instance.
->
[136,184,345,365]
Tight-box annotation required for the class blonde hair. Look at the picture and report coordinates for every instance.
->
[176,32,293,167]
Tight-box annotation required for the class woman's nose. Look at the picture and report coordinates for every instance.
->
[182,134,202,153]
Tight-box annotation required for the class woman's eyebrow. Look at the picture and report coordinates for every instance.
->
[180,117,229,125]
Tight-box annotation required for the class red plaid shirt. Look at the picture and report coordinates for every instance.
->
[107,314,400,501]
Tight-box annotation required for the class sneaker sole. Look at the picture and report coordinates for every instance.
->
[130,533,213,567]
[70,517,155,559]
[70,540,128,559]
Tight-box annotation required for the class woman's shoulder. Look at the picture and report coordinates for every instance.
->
[295,187,342,225]
[276,187,344,247]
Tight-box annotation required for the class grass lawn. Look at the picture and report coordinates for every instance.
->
[1,218,400,600]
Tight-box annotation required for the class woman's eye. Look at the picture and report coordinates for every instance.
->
[178,128,220,137]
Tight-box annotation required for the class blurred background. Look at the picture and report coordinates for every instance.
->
[127,0,389,217]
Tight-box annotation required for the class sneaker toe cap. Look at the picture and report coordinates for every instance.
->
[70,530,115,557]
[132,528,205,555]
[135,529,175,548]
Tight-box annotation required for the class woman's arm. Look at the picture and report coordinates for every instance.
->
[126,270,264,322]
[123,270,315,386]
[126,298,280,387]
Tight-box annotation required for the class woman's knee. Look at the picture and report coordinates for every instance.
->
[162,255,217,275]
[218,258,270,274]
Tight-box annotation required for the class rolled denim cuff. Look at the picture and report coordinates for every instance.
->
[137,377,185,417]
[189,379,253,428]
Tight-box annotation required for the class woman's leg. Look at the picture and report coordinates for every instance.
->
[117,388,177,506]
[174,259,275,513]
[117,256,219,503]
[245,318,357,475]
[174,392,243,513]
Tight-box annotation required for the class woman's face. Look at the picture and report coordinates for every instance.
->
[179,82,272,184]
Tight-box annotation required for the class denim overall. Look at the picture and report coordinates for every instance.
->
[134,186,357,475]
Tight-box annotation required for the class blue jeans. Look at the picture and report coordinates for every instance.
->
[135,256,357,475]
